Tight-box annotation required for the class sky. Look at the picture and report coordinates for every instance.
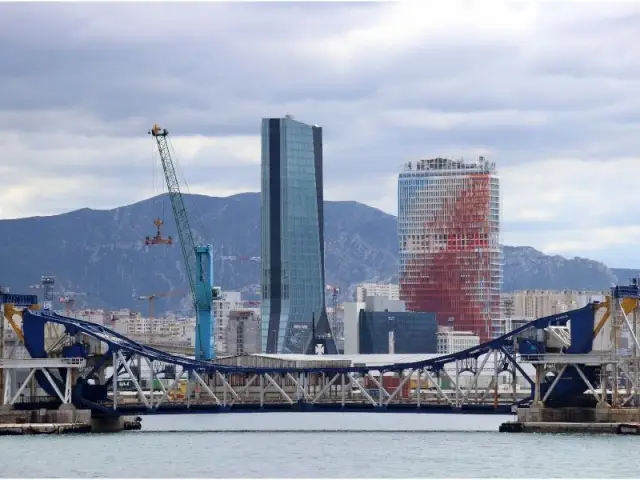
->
[1,1,639,267]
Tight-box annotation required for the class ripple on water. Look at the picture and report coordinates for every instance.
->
[0,413,636,478]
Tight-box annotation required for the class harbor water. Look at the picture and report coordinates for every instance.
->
[1,412,639,478]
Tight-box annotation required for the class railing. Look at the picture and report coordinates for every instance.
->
[13,395,59,405]
[0,357,86,368]
[521,353,618,365]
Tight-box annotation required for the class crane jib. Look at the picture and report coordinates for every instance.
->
[153,133,198,303]
[149,125,215,361]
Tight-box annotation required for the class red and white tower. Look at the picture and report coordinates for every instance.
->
[397,157,502,342]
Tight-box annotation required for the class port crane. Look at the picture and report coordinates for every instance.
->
[147,123,217,361]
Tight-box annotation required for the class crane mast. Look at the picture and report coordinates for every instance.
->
[149,123,216,360]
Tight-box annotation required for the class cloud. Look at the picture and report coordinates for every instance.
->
[1,1,640,266]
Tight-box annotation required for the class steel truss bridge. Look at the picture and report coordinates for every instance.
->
[2,285,640,417]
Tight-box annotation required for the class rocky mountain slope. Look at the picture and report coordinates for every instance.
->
[0,192,633,313]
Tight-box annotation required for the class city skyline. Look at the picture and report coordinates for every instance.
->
[1,3,639,268]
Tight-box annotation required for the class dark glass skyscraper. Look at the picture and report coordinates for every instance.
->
[260,116,337,354]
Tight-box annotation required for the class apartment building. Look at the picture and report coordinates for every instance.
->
[436,327,481,355]
[355,283,400,302]
[225,309,261,355]
[502,290,607,320]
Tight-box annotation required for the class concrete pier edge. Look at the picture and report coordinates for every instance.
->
[499,406,640,434]
[0,408,142,435]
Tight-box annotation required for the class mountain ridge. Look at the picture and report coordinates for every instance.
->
[0,192,633,313]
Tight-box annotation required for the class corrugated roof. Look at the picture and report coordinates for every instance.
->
[250,352,535,374]
[256,353,446,365]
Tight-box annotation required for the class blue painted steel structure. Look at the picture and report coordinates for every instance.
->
[194,245,214,360]
[149,124,216,360]
[522,305,598,407]
[0,293,38,306]
[16,302,607,415]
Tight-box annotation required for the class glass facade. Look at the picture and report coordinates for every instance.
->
[358,311,439,354]
[260,117,337,354]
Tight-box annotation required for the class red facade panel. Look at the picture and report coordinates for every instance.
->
[399,171,501,343]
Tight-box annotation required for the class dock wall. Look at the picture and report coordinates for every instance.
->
[0,408,140,434]
[517,406,640,423]
[0,408,91,425]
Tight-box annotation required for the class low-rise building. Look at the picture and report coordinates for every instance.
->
[437,328,480,355]
[344,295,438,355]
[359,310,438,354]
[356,283,400,302]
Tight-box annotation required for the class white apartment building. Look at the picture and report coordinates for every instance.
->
[126,315,191,337]
[502,317,533,335]
[214,291,243,353]
[214,291,260,355]
[225,309,261,355]
[491,289,608,337]
[437,328,481,355]
[356,283,400,302]
[502,290,606,321]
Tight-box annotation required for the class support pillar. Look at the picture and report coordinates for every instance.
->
[532,365,543,407]
[597,364,610,409]
[0,305,4,405]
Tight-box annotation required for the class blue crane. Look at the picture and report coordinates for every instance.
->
[148,123,217,361]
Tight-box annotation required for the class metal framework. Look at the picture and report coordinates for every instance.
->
[16,307,595,415]
[517,285,640,410]
[0,294,39,403]
[398,157,501,342]
[1,358,85,406]
[40,276,55,311]
[9,285,640,416]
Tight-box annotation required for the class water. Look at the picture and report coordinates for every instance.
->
[2,413,639,477]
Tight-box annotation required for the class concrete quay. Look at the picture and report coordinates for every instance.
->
[500,405,640,435]
[0,408,142,435]
[517,405,640,423]
[0,423,92,435]
[500,421,640,434]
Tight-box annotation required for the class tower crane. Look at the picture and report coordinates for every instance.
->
[30,282,87,314]
[137,290,187,320]
[58,291,87,315]
[137,290,186,345]
[147,123,217,361]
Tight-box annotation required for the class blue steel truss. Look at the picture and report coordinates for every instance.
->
[18,303,601,415]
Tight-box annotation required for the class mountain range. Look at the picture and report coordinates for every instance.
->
[0,192,635,314]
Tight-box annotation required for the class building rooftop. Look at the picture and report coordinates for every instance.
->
[241,353,534,374]
[401,156,496,174]
[256,353,442,365]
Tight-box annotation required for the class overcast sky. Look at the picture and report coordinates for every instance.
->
[1,1,639,267]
